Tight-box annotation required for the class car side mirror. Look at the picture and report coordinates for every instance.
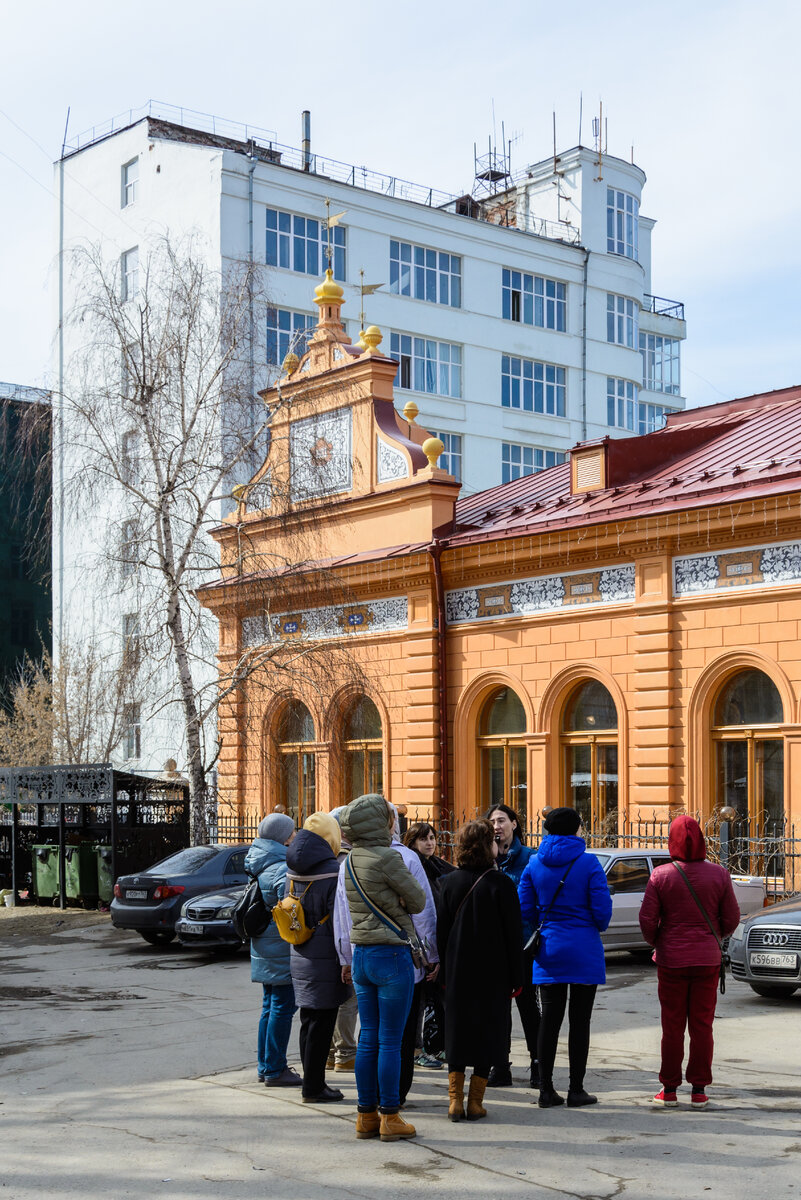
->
[607,883,616,895]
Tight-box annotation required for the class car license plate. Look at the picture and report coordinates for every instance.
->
[183,925,204,935]
[126,889,147,900]
[749,951,797,969]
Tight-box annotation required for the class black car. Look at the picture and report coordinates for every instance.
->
[111,844,250,945]
[728,893,801,998]
[175,884,248,950]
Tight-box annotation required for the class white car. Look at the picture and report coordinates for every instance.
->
[589,848,766,954]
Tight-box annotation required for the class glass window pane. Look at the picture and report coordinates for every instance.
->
[346,749,365,802]
[509,745,527,824]
[714,669,784,726]
[716,740,748,818]
[482,746,506,807]
[606,856,650,893]
[597,743,618,834]
[346,696,382,740]
[280,700,316,743]
[567,743,592,827]
[481,687,526,735]
[563,681,618,731]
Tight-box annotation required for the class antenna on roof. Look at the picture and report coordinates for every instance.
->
[578,92,583,147]
[473,115,512,199]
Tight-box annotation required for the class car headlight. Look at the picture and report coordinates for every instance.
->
[729,922,744,944]
[179,900,190,918]
[218,904,235,919]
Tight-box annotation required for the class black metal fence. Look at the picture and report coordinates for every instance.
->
[210,807,800,899]
[0,765,190,908]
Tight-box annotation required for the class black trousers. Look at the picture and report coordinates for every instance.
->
[499,947,540,1065]
[399,980,423,1105]
[537,983,597,1092]
[299,1006,339,1098]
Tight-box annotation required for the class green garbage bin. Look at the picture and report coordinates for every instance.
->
[64,844,99,906]
[94,845,114,905]
[32,845,60,902]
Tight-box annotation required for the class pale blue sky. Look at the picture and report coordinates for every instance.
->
[1,0,799,407]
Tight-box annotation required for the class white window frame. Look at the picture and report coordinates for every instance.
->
[121,157,138,208]
[266,308,316,365]
[122,703,141,759]
[389,240,461,307]
[501,355,566,417]
[502,268,566,331]
[640,333,680,396]
[389,333,462,397]
[607,377,639,431]
[606,294,639,348]
[638,400,675,435]
[501,442,566,484]
[607,188,639,259]
[121,247,139,302]
[433,431,462,481]
[266,208,346,280]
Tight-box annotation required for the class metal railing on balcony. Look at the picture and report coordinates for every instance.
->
[643,294,685,320]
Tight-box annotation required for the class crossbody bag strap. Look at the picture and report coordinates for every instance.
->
[345,853,411,946]
[538,855,578,927]
[453,868,494,924]
[285,870,341,929]
[671,862,722,949]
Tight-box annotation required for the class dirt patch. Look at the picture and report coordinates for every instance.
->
[0,905,111,940]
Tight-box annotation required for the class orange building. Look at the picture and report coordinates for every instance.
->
[200,273,801,849]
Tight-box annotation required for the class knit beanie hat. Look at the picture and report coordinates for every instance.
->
[544,807,582,836]
[304,811,342,857]
[257,812,296,844]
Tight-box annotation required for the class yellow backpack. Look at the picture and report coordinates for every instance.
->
[272,872,339,945]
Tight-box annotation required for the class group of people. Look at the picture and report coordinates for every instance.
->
[246,797,739,1141]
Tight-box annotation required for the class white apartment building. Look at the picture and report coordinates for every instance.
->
[53,102,687,775]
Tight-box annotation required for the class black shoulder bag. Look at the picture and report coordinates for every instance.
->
[232,872,272,941]
[672,862,729,994]
[523,856,578,958]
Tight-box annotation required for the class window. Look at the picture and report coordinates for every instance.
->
[477,687,528,822]
[389,240,461,307]
[344,697,383,801]
[433,431,462,481]
[121,158,139,208]
[122,704,141,759]
[502,269,566,331]
[607,188,639,259]
[277,701,317,825]
[606,857,650,893]
[122,613,140,667]
[640,333,680,395]
[121,247,139,302]
[266,308,315,365]
[561,680,619,836]
[712,669,784,826]
[266,208,345,280]
[607,294,638,347]
[120,430,140,484]
[501,356,566,416]
[502,443,566,484]
[638,401,674,435]
[607,377,638,431]
[120,519,138,579]
[10,604,32,647]
[389,333,462,397]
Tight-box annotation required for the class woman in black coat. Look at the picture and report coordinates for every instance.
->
[284,812,351,1103]
[437,820,523,1122]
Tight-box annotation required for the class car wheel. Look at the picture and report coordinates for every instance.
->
[140,930,177,946]
[748,983,798,999]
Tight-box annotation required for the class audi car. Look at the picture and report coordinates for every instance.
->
[175,884,248,950]
[728,894,801,998]
[110,844,250,945]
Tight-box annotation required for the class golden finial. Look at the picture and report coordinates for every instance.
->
[282,352,300,376]
[422,436,445,468]
[314,268,345,307]
[361,324,383,353]
[402,400,419,423]
[232,483,247,501]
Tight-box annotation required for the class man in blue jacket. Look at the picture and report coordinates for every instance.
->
[486,804,539,1089]
[245,813,300,1086]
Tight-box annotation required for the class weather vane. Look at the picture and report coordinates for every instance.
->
[323,197,346,271]
[358,268,384,333]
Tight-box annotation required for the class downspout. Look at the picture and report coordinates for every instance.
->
[247,141,257,407]
[427,537,450,827]
[581,246,590,441]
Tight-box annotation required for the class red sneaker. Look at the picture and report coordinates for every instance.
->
[691,1090,709,1109]
[652,1088,678,1107]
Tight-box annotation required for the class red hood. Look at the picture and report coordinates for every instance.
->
[668,815,707,862]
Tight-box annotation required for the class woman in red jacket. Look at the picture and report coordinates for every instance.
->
[639,815,740,1109]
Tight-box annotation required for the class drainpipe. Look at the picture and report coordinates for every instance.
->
[581,247,590,441]
[427,537,450,826]
[247,141,256,403]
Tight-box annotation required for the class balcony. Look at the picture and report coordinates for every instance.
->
[643,294,685,320]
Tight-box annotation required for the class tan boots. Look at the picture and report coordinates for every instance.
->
[466,1074,488,1120]
[379,1110,417,1141]
[448,1070,466,1121]
[355,1108,381,1139]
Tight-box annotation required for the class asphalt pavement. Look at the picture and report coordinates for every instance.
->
[1,916,799,1200]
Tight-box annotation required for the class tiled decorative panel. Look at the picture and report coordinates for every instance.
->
[242,596,409,646]
[376,437,408,483]
[445,564,635,625]
[673,539,801,597]
[290,407,352,501]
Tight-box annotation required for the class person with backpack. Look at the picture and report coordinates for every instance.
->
[282,811,352,1104]
[244,813,300,1087]
[639,814,740,1109]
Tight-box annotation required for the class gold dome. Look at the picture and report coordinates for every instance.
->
[422,436,445,468]
[282,352,300,375]
[314,269,345,307]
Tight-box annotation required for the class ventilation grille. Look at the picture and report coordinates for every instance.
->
[573,448,604,492]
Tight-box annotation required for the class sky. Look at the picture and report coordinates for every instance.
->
[1,0,799,409]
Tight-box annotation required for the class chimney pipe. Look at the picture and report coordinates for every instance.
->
[302,110,311,172]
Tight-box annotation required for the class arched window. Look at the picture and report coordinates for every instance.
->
[712,669,784,825]
[477,687,527,820]
[277,701,316,824]
[561,680,618,835]
[344,697,383,801]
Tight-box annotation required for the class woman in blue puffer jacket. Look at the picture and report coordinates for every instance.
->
[518,807,612,1109]
[245,813,300,1087]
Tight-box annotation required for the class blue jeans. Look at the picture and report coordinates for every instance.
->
[257,983,297,1078]
[352,944,414,1111]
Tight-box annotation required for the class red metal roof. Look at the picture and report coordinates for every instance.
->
[447,386,801,548]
